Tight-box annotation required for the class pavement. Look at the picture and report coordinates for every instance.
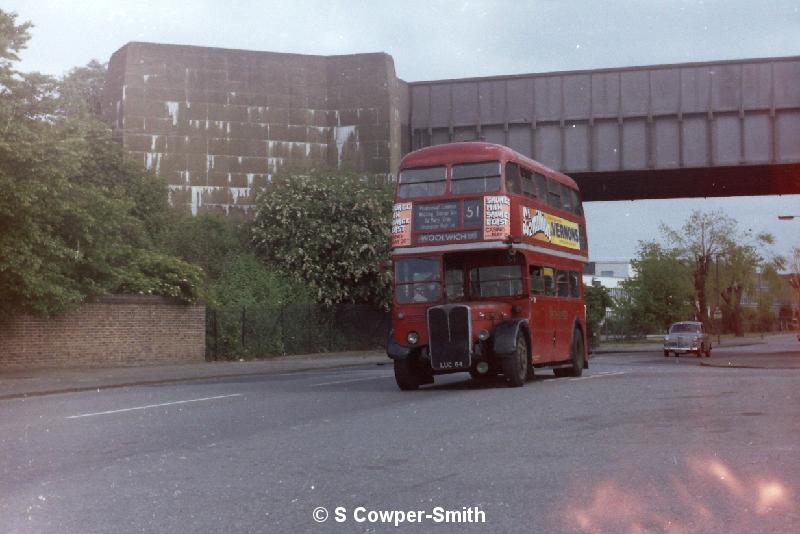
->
[1,334,798,400]
[0,350,388,400]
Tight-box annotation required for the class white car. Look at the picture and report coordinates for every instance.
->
[663,321,711,358]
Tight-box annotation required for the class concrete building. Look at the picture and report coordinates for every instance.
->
[583,260,634,301]
[103,42,409,217]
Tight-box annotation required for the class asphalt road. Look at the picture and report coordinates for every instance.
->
[2,343,798,533]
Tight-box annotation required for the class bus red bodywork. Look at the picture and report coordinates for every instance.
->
[388,142,589,389]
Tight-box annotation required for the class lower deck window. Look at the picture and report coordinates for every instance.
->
[395,257,442,304]
[531,265,580,298]
[469,265,523,297]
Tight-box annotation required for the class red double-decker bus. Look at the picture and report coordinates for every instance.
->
[387,142,589,389]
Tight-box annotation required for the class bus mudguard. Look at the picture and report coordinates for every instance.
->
[492,319,530,357]
[387,331,412,360]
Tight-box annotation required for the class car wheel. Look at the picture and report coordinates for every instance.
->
[664,350,670,357]
[503,334,528,387]
[696,345,703,358]
[394,357,420,390]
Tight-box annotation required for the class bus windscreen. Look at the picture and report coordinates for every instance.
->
[451,161,501,194]
[398,166,446,198]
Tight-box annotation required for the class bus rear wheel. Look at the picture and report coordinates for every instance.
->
[569,330,585,377]
[394,357,420,390]
[503,334,528,388]
[555,329,585,377]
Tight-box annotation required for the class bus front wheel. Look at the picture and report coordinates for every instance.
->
[394,357,420,390]
[503,334,528,388]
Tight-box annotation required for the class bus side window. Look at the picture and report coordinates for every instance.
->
[560,183,574,212]
[556,270,570,297]
[505,162,521,194]
[533,173,548,202]
[520,168,536,198]
[569,271,580,298]
[530,266,545,295]
[570,188,584,216]
[542,267,556,296]
[547,178,562,209]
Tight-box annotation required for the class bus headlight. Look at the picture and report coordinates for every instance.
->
[407,331,419,345]
[478,329,490,341]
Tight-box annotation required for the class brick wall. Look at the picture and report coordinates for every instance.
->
[0,296,205,369]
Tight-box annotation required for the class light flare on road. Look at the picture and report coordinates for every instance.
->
[561,455,793,533]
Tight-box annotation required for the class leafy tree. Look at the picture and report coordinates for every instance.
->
[584,282,614,346]
[210,253,311,307]
[619,241,694,332]
[58,60,106,118]
[160,212,248,281]
[252,170,393,307]
[0,9,202,316]
[660,210,735,328]
[712,233,784,336]
[657,210,784,336]
[113,249,203,301]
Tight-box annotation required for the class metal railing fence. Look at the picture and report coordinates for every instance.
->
[206,304,390,359]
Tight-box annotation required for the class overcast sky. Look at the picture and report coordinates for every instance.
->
[5,0,800,261]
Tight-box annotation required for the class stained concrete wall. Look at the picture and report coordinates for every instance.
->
[104,42,407,216]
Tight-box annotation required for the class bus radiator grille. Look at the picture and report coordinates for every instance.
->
[427,305,472,371]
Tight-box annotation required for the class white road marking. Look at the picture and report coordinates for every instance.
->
[568,371,628,381]
[65,394,243,419]
[310,376,391,387]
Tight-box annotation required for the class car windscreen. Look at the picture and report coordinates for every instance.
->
[670,323,701,333]
[451,161,501,194]
[397,166,446,198]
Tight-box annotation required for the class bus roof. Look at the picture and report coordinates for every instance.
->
[399,142,579,190]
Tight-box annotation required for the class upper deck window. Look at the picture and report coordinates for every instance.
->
[398,166,446,199]
[570,188,584,216]
[505,162,521,194]
[546,178,562,208]
[451,161,501,194]
[559,183,574,212]
[520,168,538,198]
[534,173,548,201]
